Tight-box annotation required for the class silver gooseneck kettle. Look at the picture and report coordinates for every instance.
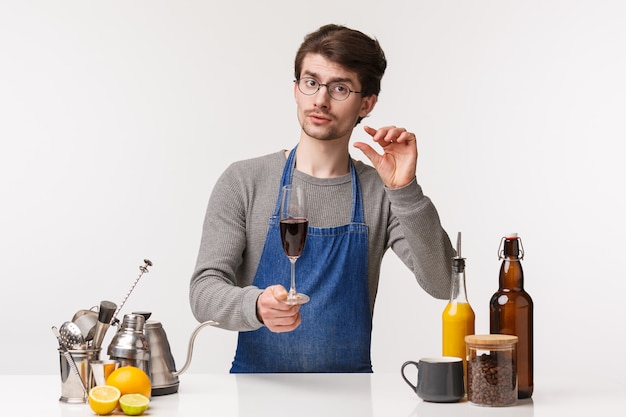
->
[143,319,218,396]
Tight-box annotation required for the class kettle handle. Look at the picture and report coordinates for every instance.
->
[172,320,219,377]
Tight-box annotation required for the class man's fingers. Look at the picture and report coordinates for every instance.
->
[270,285,289,303]
[257,285,302,332]
[353,141,379,164]
[265,312,302,333]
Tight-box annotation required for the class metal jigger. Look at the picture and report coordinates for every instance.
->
[92,300,118,350]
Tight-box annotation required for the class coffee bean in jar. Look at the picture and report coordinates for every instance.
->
[465,334,518,406]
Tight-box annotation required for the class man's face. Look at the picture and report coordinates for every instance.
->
[295,54,376,142]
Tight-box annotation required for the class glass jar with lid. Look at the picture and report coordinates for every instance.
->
[465,334,518,406]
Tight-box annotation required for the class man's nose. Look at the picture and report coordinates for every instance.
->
[314,85,331,106]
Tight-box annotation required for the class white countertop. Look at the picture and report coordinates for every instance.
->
[1,372,621,416]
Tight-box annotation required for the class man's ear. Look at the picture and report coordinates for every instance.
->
[360,94,378,119]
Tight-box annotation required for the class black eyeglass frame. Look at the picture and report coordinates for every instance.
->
[294,78,362,101]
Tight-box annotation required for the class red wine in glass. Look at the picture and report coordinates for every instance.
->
[279,184,310,305]
[280,218,308,259]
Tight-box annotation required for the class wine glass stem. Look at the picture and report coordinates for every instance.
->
[289,258,297,299]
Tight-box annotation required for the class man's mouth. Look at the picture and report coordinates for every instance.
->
[308,112,331,123]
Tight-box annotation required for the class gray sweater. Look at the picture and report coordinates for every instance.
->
[190,150,454,331]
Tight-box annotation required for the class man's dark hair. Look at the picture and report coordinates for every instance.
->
[294,24,387,99]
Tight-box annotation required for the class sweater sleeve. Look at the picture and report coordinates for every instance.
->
[384,179,455,299]
[189,163,265,332]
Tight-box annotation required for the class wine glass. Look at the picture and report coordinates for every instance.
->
[279,184,310,305]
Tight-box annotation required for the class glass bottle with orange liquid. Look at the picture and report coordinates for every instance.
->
[442,232,475,376]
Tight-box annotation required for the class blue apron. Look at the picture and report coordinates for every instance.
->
[230,148,372,373]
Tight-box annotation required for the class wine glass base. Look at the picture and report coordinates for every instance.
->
[281,293,310,305]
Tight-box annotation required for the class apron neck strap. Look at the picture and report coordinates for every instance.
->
[275,145,364,224]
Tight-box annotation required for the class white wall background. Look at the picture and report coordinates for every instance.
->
[1,0,625,382]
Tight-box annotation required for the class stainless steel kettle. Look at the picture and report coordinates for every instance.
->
[144,319,218,396]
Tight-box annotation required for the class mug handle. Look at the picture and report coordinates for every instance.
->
[401,361,419,392]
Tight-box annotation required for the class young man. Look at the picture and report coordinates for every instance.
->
[190,24,454,373]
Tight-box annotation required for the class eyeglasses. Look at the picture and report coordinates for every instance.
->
[295,78,362,101]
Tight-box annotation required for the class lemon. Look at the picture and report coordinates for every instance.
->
[119,393,150,416]
[88,385,121,415]
[106,366,152,398]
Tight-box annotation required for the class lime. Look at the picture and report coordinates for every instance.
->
[88,385,121,415]
[119,393,150,416]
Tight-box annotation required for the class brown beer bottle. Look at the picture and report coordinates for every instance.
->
[489,233,534,399]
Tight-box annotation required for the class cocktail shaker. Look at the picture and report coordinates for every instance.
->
[107,313,150,375]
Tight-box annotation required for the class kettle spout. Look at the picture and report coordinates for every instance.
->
[172,320,219,377]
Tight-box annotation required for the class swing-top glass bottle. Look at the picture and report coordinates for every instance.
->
[489,233,534,399]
